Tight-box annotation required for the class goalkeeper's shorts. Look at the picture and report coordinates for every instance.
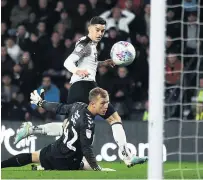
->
[39,143,81,170]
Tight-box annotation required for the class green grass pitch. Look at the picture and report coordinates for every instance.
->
[2,162,203,179]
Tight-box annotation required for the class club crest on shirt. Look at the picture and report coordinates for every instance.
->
[86,129,92,139]
[75,45,83,52]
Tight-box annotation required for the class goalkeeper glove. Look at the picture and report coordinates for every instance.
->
[30,89,45,106]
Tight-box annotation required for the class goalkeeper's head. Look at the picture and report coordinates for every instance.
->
[87,16,106,42]
[88,87,109,116]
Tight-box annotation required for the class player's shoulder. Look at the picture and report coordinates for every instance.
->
[76,102,87,107]
[76,36,92,47]
[71,102,88,113]
[73,36,92,56]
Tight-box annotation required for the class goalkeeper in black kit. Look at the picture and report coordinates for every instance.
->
[1,88,115,171]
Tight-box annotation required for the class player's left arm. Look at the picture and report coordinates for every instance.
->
[98,59,115,68]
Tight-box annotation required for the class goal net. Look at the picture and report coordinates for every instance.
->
[164,0,203,179]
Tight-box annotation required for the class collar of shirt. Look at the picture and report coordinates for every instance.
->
[85,108,95,119]
[86,35,98,45]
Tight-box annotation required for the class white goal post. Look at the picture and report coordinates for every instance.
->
[148,0,203,179]
[148,0,166,179]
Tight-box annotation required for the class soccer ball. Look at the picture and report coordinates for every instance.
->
[110,41,136,66]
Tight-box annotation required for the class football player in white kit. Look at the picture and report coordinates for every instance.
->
[15,17,147,169]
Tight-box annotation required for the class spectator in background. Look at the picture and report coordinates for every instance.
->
[184,12,202,54]
[36,75,60,102]
[100,7,135,34]
[1,0,12,26]
[43,32,65,87]
[1,22,9,46]
[96,64,113,93]
[12,53,36,100]
[36,21,50,51]
[35,0,50,21]
[20,51,34,70]
[26,31,46,76]
[10,0,31,29]
[31,75,60,122]
[166,35,180,53]
[60,9,72,32]
[1,74,19,103]
[63,37,74,59]
[48,1,64,33]
[72,3,90,33]
[137,35,149,48]
[196,77,203,120]
[54,22,67,40]
[60,81,71,103]
[119,0,142,14]
[37,21,47,37]
[16,24,30,51]
[165,52,183,86]
[131,35,149,102]
[5,38,22,63]
[166,9,181,38]
[8,93,32,121]
[111,67,134,119]
[135,3,150,39]
[24,11,37,32]
[87,0,103,16]
[1,46,15,75]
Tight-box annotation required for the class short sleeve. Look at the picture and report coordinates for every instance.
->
[72,43,91,58]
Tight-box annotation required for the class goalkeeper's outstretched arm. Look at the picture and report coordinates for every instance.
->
[41,101,72,115]
[30,90,72,115]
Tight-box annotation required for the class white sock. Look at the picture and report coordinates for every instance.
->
[29,123,63,136]
[111,123,132,159]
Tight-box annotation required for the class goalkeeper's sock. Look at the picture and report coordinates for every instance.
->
[1,153,32,168]
[29,123,63,136]
[111,123,132,159]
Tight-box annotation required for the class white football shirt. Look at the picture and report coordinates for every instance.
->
[64,36,98,84]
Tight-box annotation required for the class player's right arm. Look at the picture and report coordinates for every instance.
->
[41,101,72,115]
[30,90,72,115]
[64,43,89,78]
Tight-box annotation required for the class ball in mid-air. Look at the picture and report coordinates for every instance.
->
[110,41,136,66]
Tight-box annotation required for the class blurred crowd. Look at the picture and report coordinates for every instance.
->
[1,0,203,122]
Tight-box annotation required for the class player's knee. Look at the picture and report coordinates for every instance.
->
[32,152,40,163]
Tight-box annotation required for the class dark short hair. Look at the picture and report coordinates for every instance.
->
[89,87,108,102]
[42,73,51,80]
[89,16,106,25]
